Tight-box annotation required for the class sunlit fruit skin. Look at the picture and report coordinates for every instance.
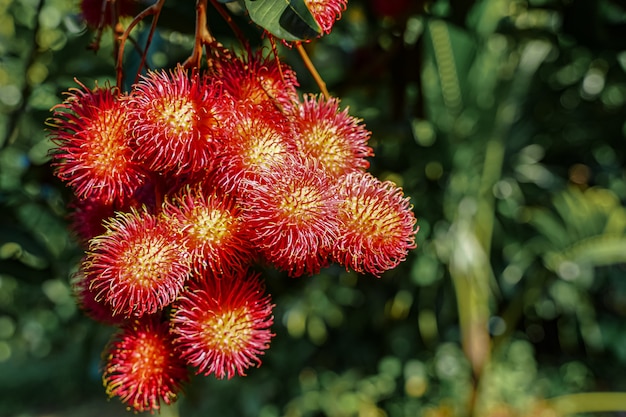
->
[49,83,147,205]
[332,172,418,277]
[210,103,299,196]
[128,67,233,175]
[102,318,189,413]
[84,208,191,318]
[242,157,339,277]
[305,0,348,34]
[292,94,373,177]
[214,51,300,112]
[161,185,254,275]
[170,270,275,379]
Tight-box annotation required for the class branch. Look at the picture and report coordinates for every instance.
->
[295,42,329,100]
[208,0,249,50]
[115,0,166,88]
[183,0,212,69]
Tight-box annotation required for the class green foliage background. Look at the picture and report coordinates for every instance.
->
[1,0,626,416]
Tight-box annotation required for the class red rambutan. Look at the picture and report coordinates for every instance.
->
[84,208,191,318]
[49,83,147,204]
[242,157,338,277]
[211,104,298,195]
[305,0,348,34]
[128,67,232,174]
[214,51,299,111]
[170,270,275,379]
[292,95,373,177]
[161,185,253,275]
[332,172,418,277]
[103,318,189,413]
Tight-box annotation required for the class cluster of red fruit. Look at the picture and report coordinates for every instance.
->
[48,52,417,412]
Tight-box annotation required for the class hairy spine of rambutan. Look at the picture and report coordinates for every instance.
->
[242,157,339,277]
[170,270,275,379]
[85,208,191,318]
[333,172,418,277]
[103,318,189,413]
[49,82,147,204]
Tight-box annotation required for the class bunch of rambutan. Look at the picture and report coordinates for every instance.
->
[48,51,417,412]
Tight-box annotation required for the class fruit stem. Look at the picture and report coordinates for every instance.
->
[296,42,329,100]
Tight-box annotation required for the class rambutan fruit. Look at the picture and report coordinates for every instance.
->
[49,83,147,205]
[161,185,253,275]
[102,318,189,413]
[72,267,124,326]
[210,103,298,196]
[332,172,418,277]
[79,0,137,29]
[170,270,275,379]
[305,0,347,34]
[67,197,117,246]
[84,208,191,318]
[292,95,373,177]
[242,157,339,277]
[214,51,299,112]
[128,67,232,175]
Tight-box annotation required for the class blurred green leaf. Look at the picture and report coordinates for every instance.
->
[527,187,626,275]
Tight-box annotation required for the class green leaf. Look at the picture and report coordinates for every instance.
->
[244,0,321,41]
[545,234,626,272]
